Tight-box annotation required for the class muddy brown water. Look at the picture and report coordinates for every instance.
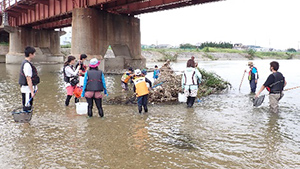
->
[0,60,300,168]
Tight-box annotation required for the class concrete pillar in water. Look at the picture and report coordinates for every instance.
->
[71,8,145,72]
[5,26,64,64]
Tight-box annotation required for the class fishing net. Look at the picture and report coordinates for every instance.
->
[11,109,33,123]
[253,95,265,107]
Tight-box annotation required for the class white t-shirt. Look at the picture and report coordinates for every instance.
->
[65,65,80,87]
[20,62,38,93]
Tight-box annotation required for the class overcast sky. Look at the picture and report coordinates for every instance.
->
[138,0,300,50]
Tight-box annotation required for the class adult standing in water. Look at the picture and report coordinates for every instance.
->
[255,61,287,113]
[182,59,202,108]
[63,55,81,106]
[81,58,107,117]
[19,46,40,112]
[133,69,152,113]
[246,62,259,93]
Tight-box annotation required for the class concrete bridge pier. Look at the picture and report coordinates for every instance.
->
[71,8,146,72]
[5,26,64,64]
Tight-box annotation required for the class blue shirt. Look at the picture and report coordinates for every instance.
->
[153,69,160,79]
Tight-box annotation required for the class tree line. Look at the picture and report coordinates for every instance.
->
[180,42,233,49]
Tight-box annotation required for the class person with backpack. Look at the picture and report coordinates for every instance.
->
[81,58,107,117]
[245,62,259,93]
[182,59,202,108]
[19,46,40,112]
[63,55,81,106]
[255,61,287,113]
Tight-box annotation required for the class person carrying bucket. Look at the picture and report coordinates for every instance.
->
[133,69,152,113]
[81,58,107,117]
[245,62,259,93]
[255,61,287,113]
[121,67,134,91]
[19,46,40,112]
[182,59,202,108]
[63,56,81,106]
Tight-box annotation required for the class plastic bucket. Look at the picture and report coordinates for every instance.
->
[178,93,187,102]
[76,102,88,115]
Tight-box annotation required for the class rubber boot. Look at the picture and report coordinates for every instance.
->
[138,106,142,113]
[144,105,148,113]
[75,97,79,103]
[189,97,196,107]
[95,99,104,117]
[88,107,93,117]
[65,95,72,106]
[98,108,104,117]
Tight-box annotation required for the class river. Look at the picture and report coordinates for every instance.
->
[0,59,299,168]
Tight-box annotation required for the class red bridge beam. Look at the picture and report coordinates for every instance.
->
[109,0,222,15]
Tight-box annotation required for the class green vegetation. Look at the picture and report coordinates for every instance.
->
[255,51,296,59]
[246,49,256,60]
[287,48,297,52]
[61,44,71,48]
[180,43,196,49]
[0,42,9,46]
[156,49,178,62]
[197,68,231,97]
[199,42,233,49]
[202,47,243,53]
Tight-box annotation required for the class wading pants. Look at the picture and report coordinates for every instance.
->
[249,79,257,93]
[22,92,33,111]
[137,94,148,113]
[269,93,283,113]
[86,98,104,117]
[186,96,196,108]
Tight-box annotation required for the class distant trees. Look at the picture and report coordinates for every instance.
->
[179,42,233,49]
[199,42,233,49]
[179,43,196,49]
[287,48,297,52]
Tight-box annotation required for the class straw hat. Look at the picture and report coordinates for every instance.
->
[248,62,253,66]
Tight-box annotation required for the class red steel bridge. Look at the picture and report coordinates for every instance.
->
[0,0,220,29]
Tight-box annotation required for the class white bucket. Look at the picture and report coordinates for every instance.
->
[76,102,88,115]
[178,93,187,102]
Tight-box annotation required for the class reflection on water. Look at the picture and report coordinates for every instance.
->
[0,60,300,168]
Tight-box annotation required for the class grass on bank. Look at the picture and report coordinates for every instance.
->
[143,47,300,60]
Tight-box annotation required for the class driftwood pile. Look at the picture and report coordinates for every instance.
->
[148,60,182,103]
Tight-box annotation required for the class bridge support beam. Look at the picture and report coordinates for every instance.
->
[5,27,64,64]
[71,8,145,72]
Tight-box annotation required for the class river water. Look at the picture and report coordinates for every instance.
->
[0,60,299,168]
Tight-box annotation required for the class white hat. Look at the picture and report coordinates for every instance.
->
[89,58,100,68]
[135,69,141,76]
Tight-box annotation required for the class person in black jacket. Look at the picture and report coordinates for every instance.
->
[255,61,287,113]
[81,58,107,117]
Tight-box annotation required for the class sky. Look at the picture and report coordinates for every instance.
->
[138,0,300,50]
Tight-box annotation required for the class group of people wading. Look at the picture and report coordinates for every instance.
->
[246,61,287,113]
[18,46,287,118]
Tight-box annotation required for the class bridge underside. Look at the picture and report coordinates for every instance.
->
[3,26,64,64]
[1,0,221,70]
